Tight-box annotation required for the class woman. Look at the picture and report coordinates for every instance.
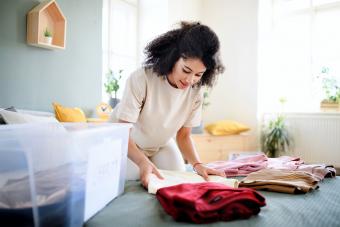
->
[110,21,225,187]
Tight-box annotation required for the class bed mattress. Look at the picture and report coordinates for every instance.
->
[85,177,340,227]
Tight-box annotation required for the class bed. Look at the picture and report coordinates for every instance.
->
[85,177,340,227]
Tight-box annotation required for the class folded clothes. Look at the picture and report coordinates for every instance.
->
[297,164,336,181]
[206,154,268,177]
[156,182,266,223]
[267,156,304,170]
[239,169,319,194]
[0,164,85,227]
[148,170,238,194]
[207,154,336,180]
[0,163,85,208]
[267,156,336,181]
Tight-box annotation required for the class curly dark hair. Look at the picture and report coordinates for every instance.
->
[144,21,225,87]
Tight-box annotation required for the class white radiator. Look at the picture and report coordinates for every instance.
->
[264,113,340,167]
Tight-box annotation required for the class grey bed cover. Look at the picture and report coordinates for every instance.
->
[85,177,340,227]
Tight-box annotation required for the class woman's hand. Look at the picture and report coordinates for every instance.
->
[194,163,226,181]
[176,127,225,181]
[138,159,164,188]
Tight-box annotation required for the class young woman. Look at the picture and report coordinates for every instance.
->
[110,21,225,187]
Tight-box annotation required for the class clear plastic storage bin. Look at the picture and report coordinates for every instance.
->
[0,123,131,227]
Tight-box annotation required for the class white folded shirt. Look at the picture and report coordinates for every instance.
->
[148,170,239,194]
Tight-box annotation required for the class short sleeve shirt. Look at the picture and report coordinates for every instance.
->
[110,67,203,156]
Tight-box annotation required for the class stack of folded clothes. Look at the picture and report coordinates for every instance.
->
[206,154,268,177]
[266,156,336,181]
[239,169,319,194]
[156,182,266,223]
[206,154,336,181]
[154,154,336,223]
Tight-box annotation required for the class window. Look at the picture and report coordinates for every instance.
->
[102,0,138,100]
[258,0,340,113]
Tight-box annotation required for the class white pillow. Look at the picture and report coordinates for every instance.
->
[0,109,59,124]
[18,109,55,118]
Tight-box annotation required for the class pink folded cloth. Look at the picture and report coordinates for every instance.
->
[207,153,336,180]
[297,164,336,181]
[267,156,304,170]
[206,154,268,177]
[267,156,336,180]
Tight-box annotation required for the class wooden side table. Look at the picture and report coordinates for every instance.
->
[191,133,254,163]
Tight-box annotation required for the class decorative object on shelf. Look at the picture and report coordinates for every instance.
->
[104,69,123,108]
[261,97,293,158]
[44,27,53,45]
[27,0,66,50]
[321,99,340,111]
[96,102,112,120]
[318,67,340,111]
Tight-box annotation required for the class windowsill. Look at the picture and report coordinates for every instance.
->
[264,111,340,116]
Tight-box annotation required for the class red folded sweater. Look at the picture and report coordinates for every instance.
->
[156,182,266,223]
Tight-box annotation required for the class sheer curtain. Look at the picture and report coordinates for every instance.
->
[102,0,138,101]
[258,0,340,113]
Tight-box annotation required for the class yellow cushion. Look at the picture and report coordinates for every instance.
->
[53,102,87,122]
[204,120,250,136]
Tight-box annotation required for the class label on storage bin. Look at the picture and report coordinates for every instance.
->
[84,138,123,222]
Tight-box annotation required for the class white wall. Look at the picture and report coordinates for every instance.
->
[168,0,202,27]
[138,0,259,148]
[0,0,103,116]
[138,0,169,63]
[201,0,259,148]
[138,0,202,62]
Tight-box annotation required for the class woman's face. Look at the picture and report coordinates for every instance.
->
[167,57,206,89]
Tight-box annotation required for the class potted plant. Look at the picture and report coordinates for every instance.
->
[44,28,52,45]
[261,98,293,157]
[191,88,210,134]
[104,69,123,108]
[319,67,340,110]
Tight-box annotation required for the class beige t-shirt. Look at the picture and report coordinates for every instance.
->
[110,67,203,156]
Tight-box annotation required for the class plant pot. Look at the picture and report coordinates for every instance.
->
[320,100,340,111]
[44,36,52,45]
[109,98,120,109]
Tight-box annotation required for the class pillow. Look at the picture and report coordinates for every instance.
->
[0,106,17,124]
[53,102,87,122]
[18,109,55,118]
[0,109,59,124]
[204,120,250,136]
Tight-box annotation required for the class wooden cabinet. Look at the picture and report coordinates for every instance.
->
[191,133,255,163]
[27,0,66,50]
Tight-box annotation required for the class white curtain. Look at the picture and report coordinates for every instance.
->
[102,0,138,100]
[258,0,340,113]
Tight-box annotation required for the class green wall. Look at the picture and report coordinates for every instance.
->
[0,0,102,116]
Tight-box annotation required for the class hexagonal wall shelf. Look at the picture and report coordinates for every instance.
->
[27,0,66,50]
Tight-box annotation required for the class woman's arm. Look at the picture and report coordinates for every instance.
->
[176,126,225,180]
[119,120,163,187]
[176,127,201,165]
